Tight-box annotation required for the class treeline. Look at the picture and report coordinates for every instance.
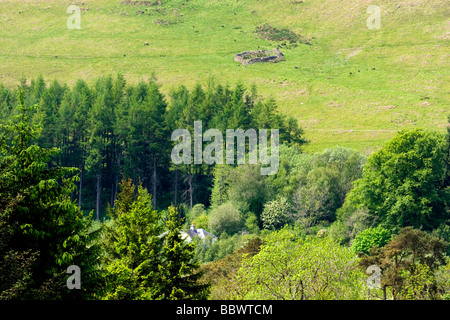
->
[189,127,450,265]
[196,117,450,300]
[0,94,209,299]
[1,77,449,300]
[0,75,306,219]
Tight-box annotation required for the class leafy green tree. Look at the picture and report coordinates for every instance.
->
[208,202,244,235]
[189,204,209,230]
[360,227,448,300]
[261,196,292,230]
[227,164,268,221]
[192,213,209,230]
[352,226,392,255]
[194,233,247,264]
[293,167,336,232]
[343,130,449,231]
[238,226,364,300]
[244,212,260,234]
[292,147,366,232]
[330,203,374,245]
[432,223,450,255]
[0,90,102,299]
[435,260,450,299]
[189,203,206,221]
[399,263,436,300]
[199,236,262,299]
[156,206,210,299]
[311,147,366,205]
[266,144,309,198]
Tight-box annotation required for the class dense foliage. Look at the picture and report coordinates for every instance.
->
[359,227,448,300]
[0,78,448,300]
[238,226,364,300]
[0,91,102,299]
[352,226,392,255]
[0,76,305,219]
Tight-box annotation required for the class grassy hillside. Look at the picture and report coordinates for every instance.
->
[0,0,448,153]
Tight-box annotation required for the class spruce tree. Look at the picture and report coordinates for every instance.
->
[156,206,210,299]
[0,90,102,299]
[102,179,163,299]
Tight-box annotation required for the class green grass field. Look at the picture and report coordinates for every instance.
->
[0,0,448,154]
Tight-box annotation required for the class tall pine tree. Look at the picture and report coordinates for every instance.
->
[155,206,210,299]
[0,90,102,299]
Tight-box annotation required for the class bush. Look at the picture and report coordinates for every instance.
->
[261,196,292,230]
[238,226,364,300]
[190,204,206,221]
[255,24,299,43]
[195,233,256,264]
[352,226,392,255]
[244,212,260,234]
[192,213,209,230]
[199,236,263,299]
[208,202,244,235]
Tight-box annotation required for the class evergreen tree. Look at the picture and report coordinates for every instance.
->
[58,79,93,207]
[228,82,250,129]
[102,179,163,300]
[128,80,169,208]
[0,90,102,299]
[156,206,210,299]
[210,164,232,208]
[444,115,450,188]
[166,86,191,206]
[0,84,15,122]
[360,227,448,300]
[34,79,67,151]
[282,116,308,147]
[26,75,46,107]
[86,76,117,219]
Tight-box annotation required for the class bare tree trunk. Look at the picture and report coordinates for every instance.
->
[78,167,83,208]
[96,171,101,221]
[152,157,157,208]
[111,182,115,208]
[188,165,193,209]
[113,154,121,206]
[174,169,179,206]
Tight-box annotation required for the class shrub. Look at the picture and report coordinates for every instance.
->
[352,226,392,255]
[255,24,299,43]
[261,196,292,230]
[208,202,243,235]
[192,213,209,230]
[238,226,364,300]
[244,212,260,234]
